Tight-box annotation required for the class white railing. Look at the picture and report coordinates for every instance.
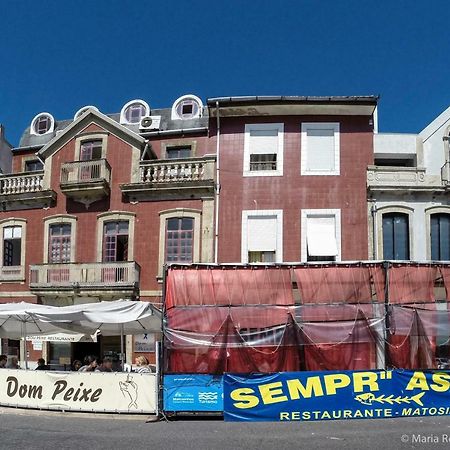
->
[367,166,427,187]
[441,162,450,185]
[0,266,25,281]
[139,157,215,184]
[60,159,111,184]
[0,172,44,195]
[29,262,140,288]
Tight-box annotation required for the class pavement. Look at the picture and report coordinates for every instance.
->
[2,408,450,449]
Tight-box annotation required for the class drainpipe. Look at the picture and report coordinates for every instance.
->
[371,201,377,260]
[214,101,221,264]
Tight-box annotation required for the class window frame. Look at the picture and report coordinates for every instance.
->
[301,122,340,176]
[96,212,135,262]
[375,206,413,260]
[102,221,130,262]
[48,223,72,264]
[74,132,108,161]
[241,210,283,263]
[0,219,26,281]
[120,99,150,125]
[158,209,201,278]
[171,95,203,120]
[425,206,450,260]
[243,123,284,177]
[161,140,197,159]
[301,209,341,262]
[165,217,195,264]
[43,216,77,264]
[30,112,55,136]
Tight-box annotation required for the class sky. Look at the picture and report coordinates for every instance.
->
[1,0,450,146]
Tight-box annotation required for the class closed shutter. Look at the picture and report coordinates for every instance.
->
[306,128,335,171]
[249,129,279,155]
[307,216,338,256]
[248,216,277,251]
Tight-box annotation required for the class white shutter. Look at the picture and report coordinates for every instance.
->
[247,216,277,251]
[306,128,335,171]
[249,129,279,155]
[307,216,338,256]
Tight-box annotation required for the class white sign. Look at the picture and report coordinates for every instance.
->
[26,333,92,343]
[134,333,155,353]
[0,369,157,414]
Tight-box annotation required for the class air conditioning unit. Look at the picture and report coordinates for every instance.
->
[139,115,161,131]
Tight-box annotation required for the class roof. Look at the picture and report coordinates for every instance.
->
[16,107,209,151]
[419,105,450,142]
[206,95,379,105]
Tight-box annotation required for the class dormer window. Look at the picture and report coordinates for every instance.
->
[74,105,99,120]
[30,113,55,136]
[120,100,150,125]
[171,95,203,120]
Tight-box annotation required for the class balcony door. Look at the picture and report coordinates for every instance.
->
[102,221,129,282]
[48,224,71,283]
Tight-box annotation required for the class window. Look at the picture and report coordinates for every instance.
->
[30,113,55,136]
[431,214,450,260]
[301,123,340,175]
[103,221,129,262]
[306,216,338,262]
[74,105,99,120]
[165,218,194,263]
[80,140,103,160]
[382,213,409,260]
[301,209,341,262]
[49,224,71,263]
[166,146,192,159]
[3,226,21,266]
[24,159,43,172]
[171,95,203,120]
[244,124,284,177]
[242,210,283,263]
[120,100,150,125]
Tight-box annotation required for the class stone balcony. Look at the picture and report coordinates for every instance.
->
[60,159,111,207]
[367,166,444,193]
[0,171,56,211]
[29,261,140,300]
[121,155,216,201]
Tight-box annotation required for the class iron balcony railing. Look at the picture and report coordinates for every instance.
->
[29,262,140,288]
[60,159,111,184]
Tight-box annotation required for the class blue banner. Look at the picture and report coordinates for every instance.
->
[224,370,450,421]
[164,375,223,412]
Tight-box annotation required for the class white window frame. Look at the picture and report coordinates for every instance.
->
[243,123,284,177]
[171,94,203,120]
[120,99,150,125]
[0,218,27,281]
[241,210,283,263]
[301,209,341,262]
[30,112,55,136]
[74,106,99,120]
[301,122,340,176]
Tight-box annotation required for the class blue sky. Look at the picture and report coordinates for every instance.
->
[1,0,449,145]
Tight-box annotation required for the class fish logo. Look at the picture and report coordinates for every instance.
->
[354,392,425,407]
[119,374,139,410]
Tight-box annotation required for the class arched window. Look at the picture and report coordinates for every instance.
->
[382,212,410,260]
[120,100,150,124]
[431,213,450,260]
[30,113,55,135]
[171,95,203,120]
[74,105,99,120]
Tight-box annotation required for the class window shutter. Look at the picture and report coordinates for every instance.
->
[306,128,335,171]
[249,129,279,155]
[307,216,338,256]
[247,216,277,251]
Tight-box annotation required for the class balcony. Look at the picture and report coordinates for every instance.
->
[121,155,216,201]
[367,166,441,193]
[0,171,56,211]
[0,266,25,282]
[60,159,111,207]
[29,262,140,299]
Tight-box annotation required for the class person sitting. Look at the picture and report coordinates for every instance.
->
[35,358,50,370]
[0,355,7,368]
[95,356,113,373]
[6,356,20,369]
[78,355,98,372]
[72,360,82,371]
[135,355,151,373]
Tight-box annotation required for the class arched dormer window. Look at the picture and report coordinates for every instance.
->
[74,105,99,120]
[171,95,203,120]
[30,112,55,136]
[120,100,150,125]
